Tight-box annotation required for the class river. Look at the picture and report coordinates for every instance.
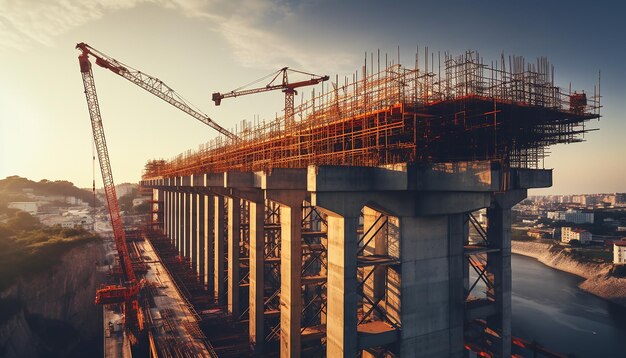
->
[511,254,626,357]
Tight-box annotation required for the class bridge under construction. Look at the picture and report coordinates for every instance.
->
[128,48,598,357]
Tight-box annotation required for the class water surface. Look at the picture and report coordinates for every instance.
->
[511,254,626,357]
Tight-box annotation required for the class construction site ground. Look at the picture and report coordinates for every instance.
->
[145,232,256,357]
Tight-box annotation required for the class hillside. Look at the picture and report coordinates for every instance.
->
[0,176,98,207]
[0,211,100,292]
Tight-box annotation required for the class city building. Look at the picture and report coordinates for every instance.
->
[547,209,594,224]
[614,240,626,265]
[8,201,38,215]
[561,227,592,244]
[527,228,554,239]
[39,210,93,229]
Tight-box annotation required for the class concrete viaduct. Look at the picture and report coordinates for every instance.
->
[141,161,550,357]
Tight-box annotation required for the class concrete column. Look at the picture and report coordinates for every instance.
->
[184,192,191,258]
[278,196,305,357]
[175,191,180,250]
[163,190,168,236]
[462,215,470,296]
[167,191,172,237]
[227,197,241,317]
[204,193,214,291]
[176,191,183,250]
[326,212,360,358]
[169,191,174,244]
[448,214,466,358]
[248,199,265,349]
[395,214,464,358]
[486,204,512,358]
[197,193,205,279]
[190,192,198,271]
[167,191,175,245]
[214,195,226,304]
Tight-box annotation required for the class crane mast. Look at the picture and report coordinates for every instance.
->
[79,50,136,284]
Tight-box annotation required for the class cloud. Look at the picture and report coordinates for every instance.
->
[0,0,354,71]
[0,0,148,49]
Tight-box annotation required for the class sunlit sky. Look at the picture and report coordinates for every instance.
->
[1,0,624,195]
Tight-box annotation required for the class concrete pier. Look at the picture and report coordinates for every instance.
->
[214,194,226,305]
[141,161,551,357]
[227,196,241,316]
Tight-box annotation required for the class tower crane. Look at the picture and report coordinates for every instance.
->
[77,42,234,342]
[212,67,329,124]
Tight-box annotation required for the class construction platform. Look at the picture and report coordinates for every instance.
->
[136,49,599,357]
[143,50,599,179]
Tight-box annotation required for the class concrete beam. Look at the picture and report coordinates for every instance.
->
[308,165,406,192]
[224,171,257,188]
[312,191,490,218]
[205,173,223,187]
[261,168,307,190]
[407,161,500,192]
[510,168,552,189]
[308,162,514,193]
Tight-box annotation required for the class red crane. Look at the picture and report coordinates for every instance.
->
[77,44,142,341]
[212,67,329,124]
[76,42,235,342]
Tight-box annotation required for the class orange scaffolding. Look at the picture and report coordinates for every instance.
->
[143,50,600,179]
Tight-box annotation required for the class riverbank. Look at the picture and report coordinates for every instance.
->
[512,240,626,306]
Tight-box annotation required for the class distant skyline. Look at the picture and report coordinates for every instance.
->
[1,0,624,195]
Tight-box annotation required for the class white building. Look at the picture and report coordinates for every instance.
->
[8,202,38,215]
[561,227,592,244]
[40,211,93,229]
[614,240,626,265]
[547,209,594,224]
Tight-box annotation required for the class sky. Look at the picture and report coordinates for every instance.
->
[0,0,624,195]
